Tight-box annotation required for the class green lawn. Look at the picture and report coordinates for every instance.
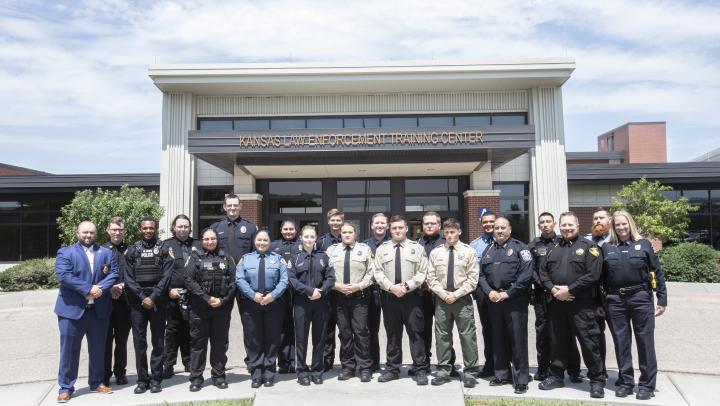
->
[466,399,607,406]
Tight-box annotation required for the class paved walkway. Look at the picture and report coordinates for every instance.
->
[1,282,719,405]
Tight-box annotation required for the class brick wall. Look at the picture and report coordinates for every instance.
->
[464,194,500,242]
[570,206,596,235]
[240,199,262,227]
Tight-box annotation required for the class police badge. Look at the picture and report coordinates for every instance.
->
[153,246,160,255]
[575,248,584,256]
[635,244,641,251]
[240,225,247,234]
[507,249,514,256]
[219,262,226,270]
[102,264,109,274]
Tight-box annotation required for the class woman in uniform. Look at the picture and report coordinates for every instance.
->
[236,229,288,388]
[184,227,237,392]
[602,210,667,401]
[288,225,336,386]
[270,220,301,374]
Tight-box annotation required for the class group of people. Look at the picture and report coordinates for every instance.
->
[53,193,667,403]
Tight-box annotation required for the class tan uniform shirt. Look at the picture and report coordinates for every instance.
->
[326,242,374,290]
[427,242,479,298]
[373,239,428,292]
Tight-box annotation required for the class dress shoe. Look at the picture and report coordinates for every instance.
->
[57,392,71,403]
[463,376,477,388]
[431,376,449,386]
[263,379,274,387]
[251,379,262,388]
[338,369,355,381]
[134,383,149,394]
[449,367,460,378]
[636,389,654,400]
[311,376,323,385]
[538,377,565,390]
[298,377,311,386]
[478,368,495,378]
[189,383,202,392]
[150,384,162,393]
[569,375,584,383]
[213,380,228,389]
[414,370,428,386]
[359,370,372,382]
[615,385,633,397]
[93,384,113,394]
[534,371,548,381]
[278,367,290,374]
[115,376,128,385]
[514,384,528,394]
[590,383,605,398]
[323,362,333,372]
[488,378,513,386]
[377,371,399,383]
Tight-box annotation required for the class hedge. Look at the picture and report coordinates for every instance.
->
[659,242,720,283]
[0,258,58,292]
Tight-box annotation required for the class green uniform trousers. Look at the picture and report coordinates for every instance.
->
[434,294,479,377]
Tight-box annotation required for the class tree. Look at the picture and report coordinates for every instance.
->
[57,185,164,246]
[610,177,698,241]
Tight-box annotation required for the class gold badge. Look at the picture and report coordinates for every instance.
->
[575,248,584,256]
[589,247,599,257]
[102,264,109,274]
[219,262,226,270]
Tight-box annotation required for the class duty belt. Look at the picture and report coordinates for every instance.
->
[608,283,649,295]
[334,290,365,299]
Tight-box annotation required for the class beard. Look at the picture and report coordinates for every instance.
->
[591,223,609,238]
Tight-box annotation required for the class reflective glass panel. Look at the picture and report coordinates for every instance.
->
[338,197,365,213]
[418,116,453,127]
[405,196,449,212]
[492,114,526,125]
[269,182,322,196]
[368,180,390,194]
[363,118,380,128]
[307,118,343,129]
[338,180,365,195]
[271,119,305,130]
[455,115,490,126]
[344,118,364,128]
[234,120,269,130]
[381,117,416,127]
[199,120,233,131]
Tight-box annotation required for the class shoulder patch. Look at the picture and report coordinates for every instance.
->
[520,249,532,262]
[589,247,599,257]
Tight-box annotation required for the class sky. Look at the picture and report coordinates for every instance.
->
[0,0,719,174]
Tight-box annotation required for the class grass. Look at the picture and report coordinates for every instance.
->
[169,399,253,406]
[465,399,608,406]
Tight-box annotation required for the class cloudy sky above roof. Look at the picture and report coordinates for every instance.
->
[1,0,718,174]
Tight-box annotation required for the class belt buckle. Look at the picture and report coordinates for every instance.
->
[618,287,627,295]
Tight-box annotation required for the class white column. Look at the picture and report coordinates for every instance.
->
[528,86,569,238]
[470,162,492,190]
[159,92,195,238]
[233,164,256,194]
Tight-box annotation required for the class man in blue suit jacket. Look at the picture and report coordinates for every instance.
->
[54,221,119,403]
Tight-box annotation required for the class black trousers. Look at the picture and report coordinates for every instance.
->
[532,292,581,377]
[188,305,233,384]
[129,300,167,385]
[164,298,191,371]
[475,296,495,372]
[241,299,284,381]
[334,291,372,372]
[323,294,337,370]
[366,285,383,370]
[381,291,428,374]
[489,296,530,385]
[548,299,606,384]
[277,290,296,370]
[294,296,330,378]
[104,298,131,384]
[606,290,658,390]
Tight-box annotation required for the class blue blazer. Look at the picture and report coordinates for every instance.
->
[54,242,119,320]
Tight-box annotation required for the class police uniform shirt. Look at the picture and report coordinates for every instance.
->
[102,241,128,284]
[317,232,342,253]
[478,238,533,298]
[326,242,374,289]
[288,250,336,297]
[235,251,289,300]
[418,234,446,257]
[163,236,202,288]
[185,249,237,311]
[363,234,390,255]
[211,216,258,263]
[469,233,494,261]
[427,242,479,298]
[124,238,171,302]
[372,239,428,292]
[585,233,610,247]
[602,238,667,306]
[270,237,301,265]
[528,233,558,284]
[539,237,602,297]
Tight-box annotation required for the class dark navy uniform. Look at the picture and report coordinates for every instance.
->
[102,241,131,386]
[162,236,203,376]
[185,248,237,387]
[288,248,336,380]
[585,233,610,378]
[417,234,447,372]
[528,233,581,381]
[236,250,289,383]
[211,217,258,264]
[316,232,341,371]
[469,233,496,376]
[361,233,389,371]
[602,238,667,393]
[124,238,172,388]
[270,237,302,373]
[478,238,533,386]
[538,236,606,389]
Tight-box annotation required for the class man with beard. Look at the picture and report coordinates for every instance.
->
[528,212,583,383]
[362,212,390,372]
[103,217,131,387]
[584,208,610,382]
[271,220,301,373]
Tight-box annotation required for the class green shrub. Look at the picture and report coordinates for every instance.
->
[0,258,58,292]
[659,242,720,283]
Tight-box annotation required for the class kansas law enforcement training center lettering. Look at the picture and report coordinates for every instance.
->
[238,131,484,149]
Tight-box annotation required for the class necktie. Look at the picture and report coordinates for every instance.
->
[344,245,352,284]
[492,246,502,289]
[258,254,266,293]
[447,245,455,292]
[308,255,317,288]
[227,222,239,263]
[394,244,402,284]
[85,246,95,304]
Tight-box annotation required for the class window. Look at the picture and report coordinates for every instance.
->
[336,180,391,213]
[197,187,233,231]
[418,116,453,127]
[234,119,269,130]
[270,119,305,130]
[381,117,417,127]
[404,178,459,212]
[268,181,322,214]
[307,118,343,129]
[491,114,526,125]
[199,120,232,131]
[455,115,491,127]
[495,182,530,242]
